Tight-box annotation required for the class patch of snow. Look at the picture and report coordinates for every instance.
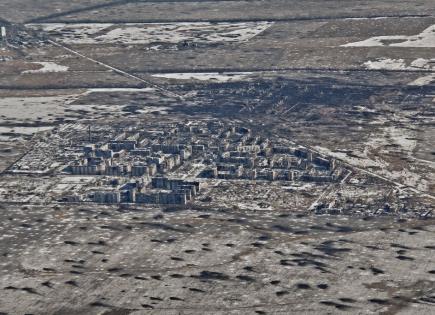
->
[22,61,69,74]
[344,16,396,21]
[26,22,273,45]
[282,183,315,191]
[355,105,377,113]
[363,58,434,71]
[362,58,435,86]
[59,176,95,183]
[0,95,79,120]
[364,58,408,70]
[84,88,156,94]
[408,74,435,86]
[342,24,435,47]
[365,126,417,155]
[0,126,54,135]
[411,58,433,69]
[389,169,428,191]
[314,146,384,168]
[26,23,113,43]
[387,126,417,152]
[152,72,253,82]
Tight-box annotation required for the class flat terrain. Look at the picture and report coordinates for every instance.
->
[0,1,434,314]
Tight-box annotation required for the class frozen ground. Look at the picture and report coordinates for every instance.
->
[0,204,435,314]
[342,24,435,48]
[0,0,435,313]
[0,87,169,139]
[0,88,159,121]
[315,124,433,193]
[361,58,435,86]
[0,95,77,120]
[27,22,273,45]
[363,58,435,71]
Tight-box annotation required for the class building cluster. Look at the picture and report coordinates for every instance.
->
[5,120,432,217]
[62,121,220,204]
[8,123,110,174]
[9,132,65,174]
[66,120,344,204]
[199,127,341,183]
[91,177,200,205]
[12,120,345,205]
[310,188,433,218]
[67,130,192,177]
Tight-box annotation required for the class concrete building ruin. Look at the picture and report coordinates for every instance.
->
[10,120,346,206]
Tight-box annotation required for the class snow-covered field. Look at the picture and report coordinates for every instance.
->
[0,126,53,135]
[0,87,165,139]
[360,58,435,86]
[0,87,159,116]
[26,22,273,45]
[0,88,158,121]
[0,95,77,120]
[342,24,435,86]
[314,146,385,169]
[342,23,435,47]
[315,124,432,191]
[363,58,435,71]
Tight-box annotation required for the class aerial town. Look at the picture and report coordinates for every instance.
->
[0,1,435,314]
[6,120,344,206]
